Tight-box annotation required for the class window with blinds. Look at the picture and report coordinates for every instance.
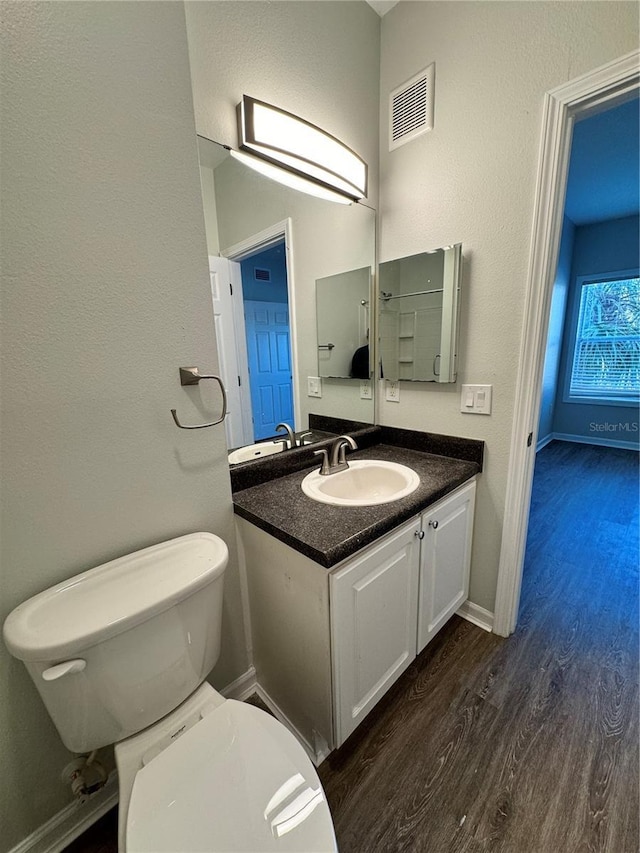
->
[569,274,640,401]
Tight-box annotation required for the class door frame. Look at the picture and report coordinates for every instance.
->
[222,218,300,437]
[493,50,640,637]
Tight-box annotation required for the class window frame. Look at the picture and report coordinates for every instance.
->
[562,267,640,408]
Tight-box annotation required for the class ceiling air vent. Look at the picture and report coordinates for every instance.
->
[254,267,271,282]
[389,63,435,151]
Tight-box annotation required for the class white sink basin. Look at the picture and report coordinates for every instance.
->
[228,440,287,465]
[301,460,420,506]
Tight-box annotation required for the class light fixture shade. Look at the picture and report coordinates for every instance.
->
[229,150,352,205]
[237,95,368,202]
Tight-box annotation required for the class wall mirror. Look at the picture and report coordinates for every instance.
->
[378,244,462,383]
[316,266,372,379]
[197,136,376,461]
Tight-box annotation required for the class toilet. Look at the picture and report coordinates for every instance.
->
[3,532,338,852]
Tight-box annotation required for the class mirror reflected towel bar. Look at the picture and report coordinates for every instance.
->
[171,367,228,429]
[381,287,444,300]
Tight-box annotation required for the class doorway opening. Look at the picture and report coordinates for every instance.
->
[494,50,640,636]
[210,218,299,451]
[537,97,639,455]
[522,94,639,621]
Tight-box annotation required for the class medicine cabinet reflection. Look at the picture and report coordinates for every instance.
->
[378,243,462,383]
[316,266,372,379]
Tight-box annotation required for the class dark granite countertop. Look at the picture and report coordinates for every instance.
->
[233,442,480,568]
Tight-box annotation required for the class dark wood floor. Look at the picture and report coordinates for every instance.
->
[66,441,639,853]
[319,441,639,853]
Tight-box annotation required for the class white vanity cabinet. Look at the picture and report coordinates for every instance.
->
[331,518,421,745]
[330,478,476,745]
[417,479,476,652]
[236,477,476,761]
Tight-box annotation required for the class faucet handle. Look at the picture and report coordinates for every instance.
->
[313,448,331,476]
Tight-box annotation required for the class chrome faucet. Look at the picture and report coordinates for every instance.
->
[314,435,357,476]
[275,422,296,449]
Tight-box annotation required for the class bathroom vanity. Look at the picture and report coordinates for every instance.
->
[233,426,483,763]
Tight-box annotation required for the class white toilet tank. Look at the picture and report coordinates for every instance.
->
[3,532,228,753]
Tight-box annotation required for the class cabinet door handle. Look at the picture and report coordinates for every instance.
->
[428,520,439,529]
[415,530,425,540]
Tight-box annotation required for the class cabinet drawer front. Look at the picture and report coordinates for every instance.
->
[331,519,420,746]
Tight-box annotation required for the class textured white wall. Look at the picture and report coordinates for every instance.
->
[1,2,381,848]
[538,217,574,444]
[185,0,380,196]
[379,1,639,610]
[199,166,222,255]
[0,3,247,848]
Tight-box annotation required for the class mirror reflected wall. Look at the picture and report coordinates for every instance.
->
[379,244,462,384]
[198,136,376,451]
[316,267,372,380]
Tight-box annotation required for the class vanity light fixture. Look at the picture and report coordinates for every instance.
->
[229,149,352,205]
[235,95,368,204]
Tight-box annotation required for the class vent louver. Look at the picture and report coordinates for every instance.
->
[389,63,435,151]
[254,267,271,282]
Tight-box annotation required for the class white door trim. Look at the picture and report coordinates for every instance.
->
[208,255,249,448]
[493,50,640,638]
[222,218,301,432]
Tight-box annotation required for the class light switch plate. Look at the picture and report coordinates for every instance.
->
[385,380,400,402]
[307,376,322,398]
[461,384,492,414]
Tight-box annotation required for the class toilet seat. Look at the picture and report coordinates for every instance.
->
[126,699,338,853]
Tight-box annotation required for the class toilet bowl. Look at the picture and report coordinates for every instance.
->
[3,533,338,852]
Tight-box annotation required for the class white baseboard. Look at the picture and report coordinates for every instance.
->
[253,684,331,767]
[8,772,118,853]
[222,671,331,765]
[457,600,494,633]
[536,433,555,452]
[547,431,639,451]
[222,671,331,766]
[219,665,257,701]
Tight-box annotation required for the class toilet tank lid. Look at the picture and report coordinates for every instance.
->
[3,533,228,662]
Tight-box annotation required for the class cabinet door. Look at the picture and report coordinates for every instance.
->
[417,480,476,653]
[331,518,420,746]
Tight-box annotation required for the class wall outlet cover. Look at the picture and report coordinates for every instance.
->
[360,380,373,400]
[385,380,400,402]
[307,376,322,398]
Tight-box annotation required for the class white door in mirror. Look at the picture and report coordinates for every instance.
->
[301,460,419,506]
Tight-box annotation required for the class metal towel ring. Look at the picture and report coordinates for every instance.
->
[170,367,228,429]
